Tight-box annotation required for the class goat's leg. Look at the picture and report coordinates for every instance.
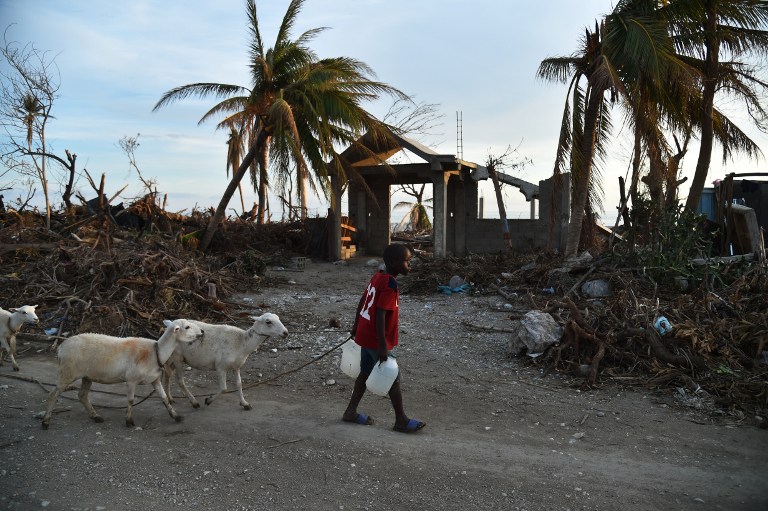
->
[125,382,136,427]
[172,365,200,408]
[1,336,19,371]
[234,369,251,410]
[78,377,103,423]
[0,337,7,366]
[41,383,67,429]
[152,378,183,422]
[8,335,18,371]
[161,365,174,404]
[204,370,228,406]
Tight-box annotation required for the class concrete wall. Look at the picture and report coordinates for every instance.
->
[463,173,570,255]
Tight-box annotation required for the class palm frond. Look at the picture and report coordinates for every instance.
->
[152,83,248,112]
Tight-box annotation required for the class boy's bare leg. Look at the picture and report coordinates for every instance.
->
[343,373,374,424]
[388,380,408,425]
[390,380,426,433]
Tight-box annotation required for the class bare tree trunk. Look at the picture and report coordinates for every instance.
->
[630,128,642,207]
[488,164,510,248]
[237,183,246,213]
[199,130,267,252]
[684,6,718,213]
[232,151,246,214]
[644,138,665,226]
[665,133,690,211]
[63,149,77,213]
[28,138,51,229]
[256,142,269,225]
[300,174,308,220]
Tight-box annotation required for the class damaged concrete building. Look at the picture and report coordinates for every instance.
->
[328,132,571,260]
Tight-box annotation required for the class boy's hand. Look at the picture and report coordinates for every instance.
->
[377,347,388,363]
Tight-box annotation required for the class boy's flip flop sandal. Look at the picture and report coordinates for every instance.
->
[344,413,374,425]
[393,418,426,433]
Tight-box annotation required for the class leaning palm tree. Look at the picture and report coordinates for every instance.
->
[154,0,406,251]
[669,0,768,212]
[537,20,618,257]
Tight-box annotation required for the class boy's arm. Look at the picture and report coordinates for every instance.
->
[375,308,388,363]
[350,293,366,337]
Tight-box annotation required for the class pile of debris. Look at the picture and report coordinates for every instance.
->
[0,203,308,340]
[2,198,766,420]
[407,250,768,420]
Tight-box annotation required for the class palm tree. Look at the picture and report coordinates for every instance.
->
[604,0,700,226]
[20,92,43,150]
[671,0,768,213]
[539,0,727,256]
[154,0,405,251]
[225,127,247,214]
[537,20,618,257]
[392,184,432,232]
[18,91,53,228]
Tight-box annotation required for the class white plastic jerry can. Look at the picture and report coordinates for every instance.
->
[340,339,361,378]
[366,358,399,396]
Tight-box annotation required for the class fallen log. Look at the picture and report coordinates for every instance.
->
[0,243,58,254]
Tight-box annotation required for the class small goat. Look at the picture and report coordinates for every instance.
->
[41,319,204,429]
[163,313,288,410]
[0,304,39,371]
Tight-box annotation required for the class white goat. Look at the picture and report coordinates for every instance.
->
[41,319,204,429]
[163,313,288,410]
[0,304,39,371]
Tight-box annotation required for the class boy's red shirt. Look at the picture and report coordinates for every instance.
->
[354,270,399,350]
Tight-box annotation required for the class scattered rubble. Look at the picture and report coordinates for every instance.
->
[407,249,768,417]
[2,201,767,418]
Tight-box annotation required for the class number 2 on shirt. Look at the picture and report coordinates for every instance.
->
[359,283,376,320]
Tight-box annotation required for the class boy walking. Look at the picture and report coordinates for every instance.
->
[343,243,426,433]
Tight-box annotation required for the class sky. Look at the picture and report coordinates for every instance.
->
[1,0,766,224]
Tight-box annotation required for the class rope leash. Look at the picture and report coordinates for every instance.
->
[242,334,352,390]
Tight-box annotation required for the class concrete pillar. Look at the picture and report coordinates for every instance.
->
[433,171,449,258]
[355,189,367,253]
[453,177,466,256]
[538,173,570,253]
[367,178,391,256]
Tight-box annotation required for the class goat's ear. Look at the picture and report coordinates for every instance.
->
[163,319,172,328]
[9,308,17,312]
[249,315,262,322]
[32,304,38,309]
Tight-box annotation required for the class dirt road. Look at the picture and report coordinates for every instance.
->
[1,258,766,510]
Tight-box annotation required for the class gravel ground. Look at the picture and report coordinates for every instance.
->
[1,257,766,511]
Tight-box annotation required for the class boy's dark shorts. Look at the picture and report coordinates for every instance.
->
[360,347,400,382]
